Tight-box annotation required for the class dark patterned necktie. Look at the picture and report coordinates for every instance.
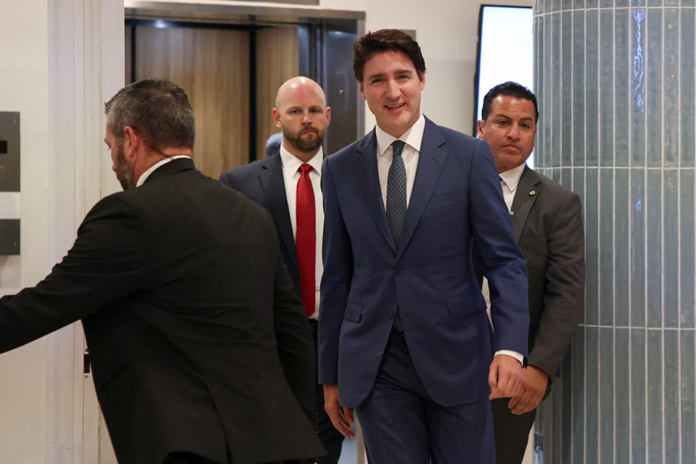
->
[296,164,315,318]
[386,140,407,249]
[386,140,406,332]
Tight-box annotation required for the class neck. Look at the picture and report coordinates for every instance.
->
[133,148,191,184]
[283,143,320,163]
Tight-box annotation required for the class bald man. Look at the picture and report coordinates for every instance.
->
[220,77,343,464]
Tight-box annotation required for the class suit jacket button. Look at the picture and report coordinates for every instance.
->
[389,311,395,319]
[395,266,403,275]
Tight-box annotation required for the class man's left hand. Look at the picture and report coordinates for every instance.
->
[507,365,549,415]
[488,354,524,399]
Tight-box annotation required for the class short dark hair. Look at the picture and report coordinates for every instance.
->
[353,29,426,83]
[104,78,195,151]
[481,82,539,122]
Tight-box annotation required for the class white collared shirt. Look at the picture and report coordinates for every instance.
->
[280,146,324,319]
[375,113,426,209]
[136,156,191,187]
[498,162,527,210]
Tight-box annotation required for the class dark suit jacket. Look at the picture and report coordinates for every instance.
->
[510,167,585,379]
[219,155,301,298]
[318,117,530,408]
[0,159,325,464]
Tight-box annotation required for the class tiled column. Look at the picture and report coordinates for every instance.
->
[534,0,696,462]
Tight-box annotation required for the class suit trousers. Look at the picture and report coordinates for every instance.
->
[491,398,536,464]
[355,331,495,464]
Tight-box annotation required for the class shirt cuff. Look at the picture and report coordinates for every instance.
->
[494,350,524,365]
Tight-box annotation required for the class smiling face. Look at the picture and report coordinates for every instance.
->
[273,77,331,161]
[477,95,537,173]
[359,50,425,139]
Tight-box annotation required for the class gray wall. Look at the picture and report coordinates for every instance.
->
[534,0,696,462]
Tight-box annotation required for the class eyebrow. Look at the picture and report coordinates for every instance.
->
[366,68,414,81]
[493,114,534,122]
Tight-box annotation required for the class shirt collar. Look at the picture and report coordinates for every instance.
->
[279,145,324,176]
[375,113,425,157]
[136,155,191,187]
[498,162,527,192]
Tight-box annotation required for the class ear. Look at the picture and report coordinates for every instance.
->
[476,119,485,138]
[419,73,426,91]
[358,82,367,101]
[122,126,140,160]
[272,108,282,129]
[325,106,332,125]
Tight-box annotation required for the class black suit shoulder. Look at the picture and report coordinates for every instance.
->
[220,157,273,188]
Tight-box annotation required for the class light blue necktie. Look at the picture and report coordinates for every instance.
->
[386,140,407,332]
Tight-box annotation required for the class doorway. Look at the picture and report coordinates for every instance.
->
[124,1,365,180]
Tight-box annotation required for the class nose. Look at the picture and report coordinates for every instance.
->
[301,111,313,125]
[507,123,520,140]
[385,79,400,100]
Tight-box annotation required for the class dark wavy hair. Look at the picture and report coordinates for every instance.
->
[353,29,426,83]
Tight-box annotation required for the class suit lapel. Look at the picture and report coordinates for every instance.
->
[397,118,447,258]
[259,156,297,268]
[352,130,397,252]
[510,166,542,242]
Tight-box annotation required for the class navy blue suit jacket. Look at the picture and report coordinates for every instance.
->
[220,155,301,298]
[318,117,530,408]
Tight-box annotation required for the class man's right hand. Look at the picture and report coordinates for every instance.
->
[323,384,355,439]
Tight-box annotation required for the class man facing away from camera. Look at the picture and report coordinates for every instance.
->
[0,78,325,464]
[318,30,530,464]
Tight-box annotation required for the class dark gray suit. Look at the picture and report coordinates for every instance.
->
[490,166,585,464]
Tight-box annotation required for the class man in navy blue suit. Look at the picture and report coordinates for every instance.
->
[220,77,344,464]
[318,29,530,464]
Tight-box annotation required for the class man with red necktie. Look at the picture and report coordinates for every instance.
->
[220,76,344,464]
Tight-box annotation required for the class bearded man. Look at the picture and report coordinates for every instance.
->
[220,77,344,464]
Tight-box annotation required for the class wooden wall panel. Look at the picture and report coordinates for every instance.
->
[134,26,250,178]
[125,25,132,84]
[255,26,299,160]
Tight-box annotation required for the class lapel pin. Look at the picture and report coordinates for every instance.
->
[529,190,536,196]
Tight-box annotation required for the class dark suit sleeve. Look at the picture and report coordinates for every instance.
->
[219,170,234,188]
[272,247,317,424]
[467,139,529,356]
[317,159,352,385]
[0,195,154,353]
[529,192,585,378]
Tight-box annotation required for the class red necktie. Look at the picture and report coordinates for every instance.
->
[296,164,315,318]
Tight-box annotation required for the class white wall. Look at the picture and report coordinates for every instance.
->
[0,2,50,462]
[0,0,124,462]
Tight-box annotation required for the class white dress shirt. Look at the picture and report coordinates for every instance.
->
[374,115,522,363]
[375,113,425,209]
[136,155,191,187]
[280,146,324,319]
